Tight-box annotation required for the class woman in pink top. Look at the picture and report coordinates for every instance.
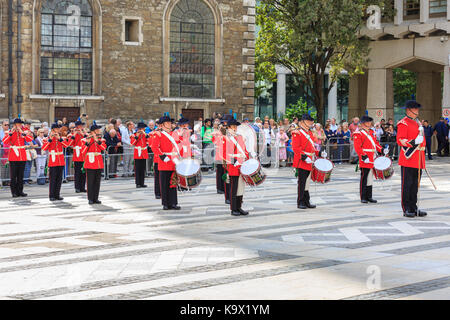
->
[276,127,288,162]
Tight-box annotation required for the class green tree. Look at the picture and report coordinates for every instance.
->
[393,68,416,107]
[256,0,395,123]
[285,97,317,121]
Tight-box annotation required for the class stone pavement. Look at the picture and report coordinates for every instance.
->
[0,158,449,300]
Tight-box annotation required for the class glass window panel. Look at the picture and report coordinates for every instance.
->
[42,14,53,24]
[169,0,215,98]
[55,81,78,94]
[40,0,93,95]
[41,35,53,46]
[41,80,53,94]
[80,82,92,95]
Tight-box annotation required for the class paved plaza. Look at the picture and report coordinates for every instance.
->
[0,159,449,300]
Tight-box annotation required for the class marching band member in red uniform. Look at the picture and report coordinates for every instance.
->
[397,100,427,218]
[150,121,162,199]
[68,119,87,193]
[82,123,107,205]
[174,117,192,159]
[131,122,149,188]
[292,114,323,209]
[212,125,226,195]
[153,116,183,210]
[42,123,70,201]
[2,118,33,197]
[353,115,383,204]
[225,118,249,216]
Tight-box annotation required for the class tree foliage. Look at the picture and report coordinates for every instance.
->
[256,0,395,122]
[285,97,317,121]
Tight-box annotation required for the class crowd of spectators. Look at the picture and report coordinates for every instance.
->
[1,113,449,185]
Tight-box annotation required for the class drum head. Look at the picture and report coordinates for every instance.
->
[374,157,392,170]
[240,159,259,175]
[314,158,333,172]
[176,159,200,176]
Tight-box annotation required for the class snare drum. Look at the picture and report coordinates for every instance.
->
[311,158,334,184]
[240,159,266,186]
[373,156,394,180]
[176,159,202,189]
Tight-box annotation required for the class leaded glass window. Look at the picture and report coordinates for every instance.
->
[170,0,215,98]
[40,0,93,95]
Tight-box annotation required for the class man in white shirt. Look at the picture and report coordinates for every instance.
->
[330,118,338,132]
[120,121,135,177]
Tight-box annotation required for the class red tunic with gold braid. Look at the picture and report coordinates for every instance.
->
[353,129,382,169]
[42,136,70,167]
[130,132,149,160]
[68,131,87,162]
[292,128,319,171]
[82,137,107,170]
[2,130,33,161]
[225,133,249,177]
[396,116,426,169]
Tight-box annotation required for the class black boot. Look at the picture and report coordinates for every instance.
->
[416,209,427,217]
[361,185,368,203]
[305,191,316,208]
[237,196,249,215]
[297,202,307,209]
[367,186,377,203]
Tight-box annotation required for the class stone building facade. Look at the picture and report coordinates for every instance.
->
[351,0,450,125]
[0,0,255,123]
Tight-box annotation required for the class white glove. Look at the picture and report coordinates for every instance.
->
[305,157,313,164]
[172,158,180,166]
[364,157,370,164]
[250,151,257,158]
[234,161,240,167]
[163,156,170,163]
[415,135,424,145]
[383,148,389,155]
[419,126,424,134]
[321,151,327,158]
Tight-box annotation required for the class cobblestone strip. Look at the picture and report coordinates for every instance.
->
[0,242,204,274]
[343,276,450,300]
[10,253,299,299]
[0,231,103,245]
[381,240,450,255]
[213,215,373,235]
[0,228,70,238]
[0,238,170,263]
[91,259,345,300]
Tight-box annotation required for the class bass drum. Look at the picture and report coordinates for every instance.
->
[311,158,334,184]
[373,156,394,180]
[176,159,202,189]
[240,159,266,186]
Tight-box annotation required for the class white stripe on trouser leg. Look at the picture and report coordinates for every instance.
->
[305,172,311,191]
[237,175,245,196]
[367,170,373,186]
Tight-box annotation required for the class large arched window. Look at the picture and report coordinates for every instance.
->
[169,0,215,98]
[40,0,93,95]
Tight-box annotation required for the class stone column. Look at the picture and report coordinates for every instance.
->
[420,0,429,23]
[348,73,368,120]
[443,66,450,115]
[394,0,403,25]
[416,71,442,125]
[327,81,338,121]
[276,72,286,115]
[366,68,394,122]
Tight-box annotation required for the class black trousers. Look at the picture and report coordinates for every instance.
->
[216,164,225,192]
[297,168,310,205]
[437,136,449,156]
[425,138,432,159]
[360,168,373,201]
[159,170,177,207]
[49,166,64,198]
[154,162,161,197]
[401,166,422,213]
[86,169,102,202]
[230,175,243,212]
[135,159,146,186]
[74,161,86,191]
[9,161,25,196]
